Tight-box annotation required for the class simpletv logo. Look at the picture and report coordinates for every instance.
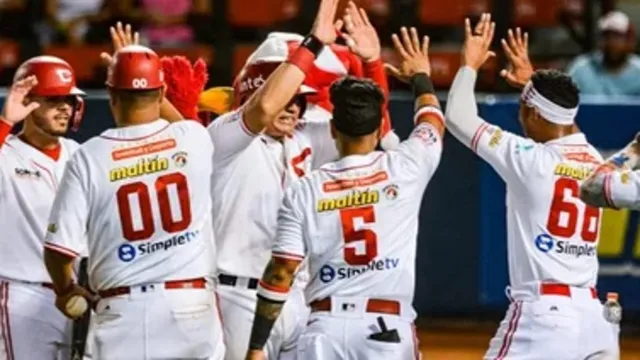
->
[319,258,399,283]
[117,230,199,262]
[535,234,596,258]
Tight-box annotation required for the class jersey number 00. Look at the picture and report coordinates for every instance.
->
[116,172,192,241]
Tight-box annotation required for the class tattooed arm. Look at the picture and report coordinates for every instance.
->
[246,257,301,357]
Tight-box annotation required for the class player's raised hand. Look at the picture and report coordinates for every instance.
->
[100,22,140,67]
[462,13,496,71]
[310,0,341,45]
[385,27,431,83]
[500,27,533,89]
[342,1,381,63]
[1,75,41,125]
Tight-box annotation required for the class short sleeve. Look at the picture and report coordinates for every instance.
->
[207,108,256,162]
[44,155,89,258]
[297,120,338,169]
[272,184,306,261]
[605,170,640,210]
[389,123,443,184]
[471,123,541,182]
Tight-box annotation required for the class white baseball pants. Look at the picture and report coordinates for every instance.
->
[484,283,620,360]
[0,279,72,360]
[215,276,308,360]
[296,297,420,360]
[92,283,224,360]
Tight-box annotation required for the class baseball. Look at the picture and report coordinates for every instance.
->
[65,295,88,317]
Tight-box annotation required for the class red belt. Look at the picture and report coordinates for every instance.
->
[310,298,401,315]
[98,278,207,299]
[540,283,597,299]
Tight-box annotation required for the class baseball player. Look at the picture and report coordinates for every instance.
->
[445,14,619,359]
[245,26,444,360]
[206,2,400,359]
[0,56,84,360]
[43,45,224,360]
[580,133,640,210]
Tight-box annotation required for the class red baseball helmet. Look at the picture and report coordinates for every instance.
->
[107,45,164,90]
[13,56,85,131]
[233,36,316,108]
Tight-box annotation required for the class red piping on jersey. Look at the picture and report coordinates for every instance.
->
[320,153,384,174]
[32,160,58,191]
[17,134,61,161]
[44,242,79,259]
[496,300,522,359]
[0,122,12,149]
[0,282,14,360]
[258,280,289,294]
[603,173,618,209]
[272,251,305,261]
[99,123,171,141]
[471,122,490,153]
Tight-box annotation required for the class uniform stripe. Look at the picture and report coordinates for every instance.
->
[471,123,490,153]
[603,173,617,209]
[44,242,80,258]
[0,283,14,360]
[496,301,522,359]
[272,251,304,261]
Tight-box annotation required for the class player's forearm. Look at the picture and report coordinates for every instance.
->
[248,257,299,351]
[580,173,610,208]
[410,73,445,136]
[44,249,76,294]
[445,66,486,147]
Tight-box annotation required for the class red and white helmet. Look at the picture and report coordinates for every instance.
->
[233,35,316,108]
[13,56,85,131]
[107,45,164,90]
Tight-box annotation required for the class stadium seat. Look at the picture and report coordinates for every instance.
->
[513,0,571,26]
[228,0,300,28]
[337,0,390,21]
[44,45,215,83]
[0,40,20,73]
[232,44,259,78]
[418,0,492,26]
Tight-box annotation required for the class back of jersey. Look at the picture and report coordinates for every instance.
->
[49,120,214,290]
[276,122,442,306]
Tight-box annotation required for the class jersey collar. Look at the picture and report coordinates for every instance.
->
[100,119,170,141]
[321,152,383,172]
[545,132,588,146]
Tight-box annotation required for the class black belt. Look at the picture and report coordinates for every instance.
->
[217,274,259,290]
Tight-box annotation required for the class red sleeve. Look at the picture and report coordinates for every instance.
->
[363,59,392,137]
[0,121,12,148]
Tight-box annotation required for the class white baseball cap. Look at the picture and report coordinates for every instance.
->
[599,11,632,35]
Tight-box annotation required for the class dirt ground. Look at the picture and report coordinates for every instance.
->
[418,326,640,359]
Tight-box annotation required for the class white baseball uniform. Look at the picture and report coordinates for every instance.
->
[209,106,336,360]
[44,119,224,360]
[446,67,619,360]
[0,121,78,360]
[272,109,444,360]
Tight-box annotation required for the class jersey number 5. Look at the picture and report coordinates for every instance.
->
[116,172,192,241]
[546,178,600,242]
[340,206,377,265]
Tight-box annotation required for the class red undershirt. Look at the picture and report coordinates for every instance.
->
[0,121,61,161]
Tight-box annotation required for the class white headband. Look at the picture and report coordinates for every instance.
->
[521,81,578,125]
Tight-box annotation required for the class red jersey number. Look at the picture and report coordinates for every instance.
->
[340,206,378,265]
[117,172,192,241]
[546,178,600,242]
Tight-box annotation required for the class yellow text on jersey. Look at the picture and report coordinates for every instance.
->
[554,163,591,181]
[109,157,169,182]
[316,190,379,213]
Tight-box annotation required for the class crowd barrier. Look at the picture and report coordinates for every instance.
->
[1,92,638,314]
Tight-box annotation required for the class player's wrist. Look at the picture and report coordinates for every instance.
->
[287,35,323,73]
[0,115,14,127]
[410,73,435,98]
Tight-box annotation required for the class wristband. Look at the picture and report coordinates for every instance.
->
[287,35,323,73]
[410,73,435,97]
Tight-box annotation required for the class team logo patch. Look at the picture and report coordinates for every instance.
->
[172,151,188,168]
[621,171,631,184]
[611,153,630,167]
[117,230,199,262]
[412,125,438,146]
[488,129,503,148]
[383,184,399,200]
[515,144,534,154]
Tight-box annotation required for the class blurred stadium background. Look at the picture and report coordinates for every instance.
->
[1,0,639,358]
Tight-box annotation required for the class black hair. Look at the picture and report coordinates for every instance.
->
[530,69,580,109]
[329,76,384,137]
